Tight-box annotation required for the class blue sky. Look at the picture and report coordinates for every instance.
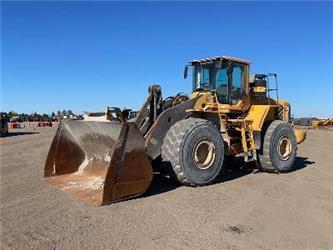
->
[2,1,333,117]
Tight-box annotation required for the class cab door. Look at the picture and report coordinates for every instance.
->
[229,62,246,105]
[215,62,229,103]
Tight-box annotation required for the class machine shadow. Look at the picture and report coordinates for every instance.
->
[142,174,180,198]
[141,156,315,199]
[3,131,39,137]
[289,156,315,172]
[142,158,254,199]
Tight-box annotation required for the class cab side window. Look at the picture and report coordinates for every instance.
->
[231,63,245,104]
[216,67,228,103]
[201,68,210,84]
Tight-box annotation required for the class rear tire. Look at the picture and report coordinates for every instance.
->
[162,118,224,186]
[258,120,297,172]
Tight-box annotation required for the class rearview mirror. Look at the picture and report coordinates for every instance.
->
[184,66,188,79]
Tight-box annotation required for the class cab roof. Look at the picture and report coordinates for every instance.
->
[189,56,251,65]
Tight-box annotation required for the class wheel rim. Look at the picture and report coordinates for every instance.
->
[277,136,292,161]
[193,140,216,169]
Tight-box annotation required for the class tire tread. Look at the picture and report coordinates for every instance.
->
[162,118,211,185]
[259,120,295,172]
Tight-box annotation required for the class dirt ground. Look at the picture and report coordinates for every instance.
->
[1,127,332,249]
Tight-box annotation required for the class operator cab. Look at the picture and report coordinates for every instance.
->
[186,56,250,105]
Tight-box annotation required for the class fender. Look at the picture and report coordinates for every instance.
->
[145,96,200,159]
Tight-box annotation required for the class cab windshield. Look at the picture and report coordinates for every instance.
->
[192,62,228,103]
[192,61,245,104]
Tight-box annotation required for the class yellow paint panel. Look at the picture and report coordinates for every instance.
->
[277,100,290,106]
[294,128,306,144]
[245,105,272,131]
[252,86,266,93]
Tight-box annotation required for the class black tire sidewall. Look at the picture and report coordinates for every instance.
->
[180,123,224,185]
[269,124,297,172]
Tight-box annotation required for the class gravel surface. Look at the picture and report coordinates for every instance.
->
[1,127,332,249]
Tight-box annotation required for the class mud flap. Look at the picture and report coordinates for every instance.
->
[44,120,153,205]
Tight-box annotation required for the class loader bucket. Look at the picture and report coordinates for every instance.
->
[44,120,153,205]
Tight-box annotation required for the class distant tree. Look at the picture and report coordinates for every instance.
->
[8,111,18,117]
[67,110,74,116]
[42,113,49,120]
[19,113,29,121]
[57,111,61,116]
[62,110,67,116]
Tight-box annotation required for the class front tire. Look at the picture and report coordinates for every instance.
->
[162,118,224,186]
[258,120,297,172]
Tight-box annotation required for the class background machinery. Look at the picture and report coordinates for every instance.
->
[0,113,9,137]
[44,56,306,205]
[312,118,333,128]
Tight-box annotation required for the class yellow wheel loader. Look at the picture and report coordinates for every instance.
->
[44,56,306,205]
